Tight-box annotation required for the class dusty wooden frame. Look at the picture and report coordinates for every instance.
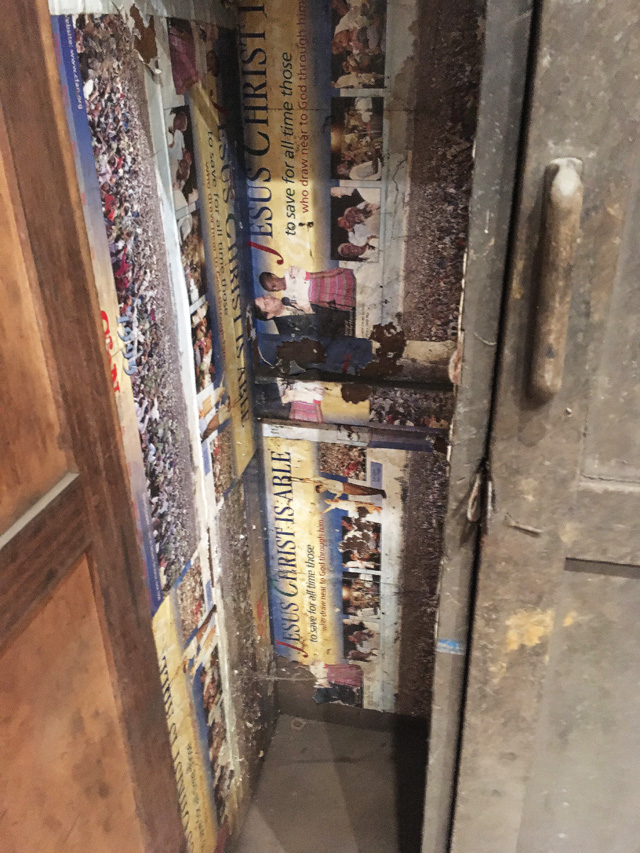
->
[0,1,185,849]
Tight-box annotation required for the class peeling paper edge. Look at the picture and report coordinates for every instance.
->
[48,0,234,29]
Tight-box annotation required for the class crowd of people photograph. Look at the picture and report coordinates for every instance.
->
[318,442,367,480]
[178,211,208,305]
[331,97,384,180]
[192,624,234,826]
[331,187,381,261]
[74,11,244,833]
[176,557,207,641]
[77,13,197,592]
[331,0,386,89]
[166,104,199,213]
[211,425,236,502]
[343,572,381,618]
[343,619,380,663]
[191,301,216,392]
[340,514,382,569]
[369,387,455,428]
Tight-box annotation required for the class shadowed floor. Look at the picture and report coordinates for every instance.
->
[236,714,426,853]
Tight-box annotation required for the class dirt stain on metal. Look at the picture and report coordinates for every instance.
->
[505,608,554,652]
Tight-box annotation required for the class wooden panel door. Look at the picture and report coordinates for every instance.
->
[0,1,184,850]
[450,1,640,851]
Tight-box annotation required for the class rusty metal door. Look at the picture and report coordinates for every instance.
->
[447,1,640,851]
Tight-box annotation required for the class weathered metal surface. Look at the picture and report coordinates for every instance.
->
[451,1,640,850]
[563,480,640,565]
[518,564,640,853]
[581,161,640,483]
[421,0,535,849]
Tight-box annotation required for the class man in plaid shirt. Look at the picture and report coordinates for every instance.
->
[259,265,357,312]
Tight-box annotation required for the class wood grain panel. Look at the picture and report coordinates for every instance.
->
[0,114,70,531]
[0,3,185,848]
[0,474,89,651]
[0,557,144,853]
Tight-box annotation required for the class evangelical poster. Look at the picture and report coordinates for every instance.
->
[255,378,454,430]
[158,17,256,473]
[153,594,221,853]
[50,0,461,833]
[263,422,438,711]
[52,8,256,849]
[53,12,202,608]
[239,0,455,385]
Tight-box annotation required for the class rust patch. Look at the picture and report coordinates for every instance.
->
[432,435,448,455]
[275,338,326,371]
[341,384,371,404]
[360,322,406,378]
[130,6,158,70]
[370,322,406,354]
[359,356,401,379]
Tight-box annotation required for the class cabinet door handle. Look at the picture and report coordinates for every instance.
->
[530,157,584,402]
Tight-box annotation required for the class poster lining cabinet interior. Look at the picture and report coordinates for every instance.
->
[50,0,475,847]
[53,7,268,850]
[263,422,448,712]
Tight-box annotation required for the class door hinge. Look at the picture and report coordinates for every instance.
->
[467,458,494,535]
